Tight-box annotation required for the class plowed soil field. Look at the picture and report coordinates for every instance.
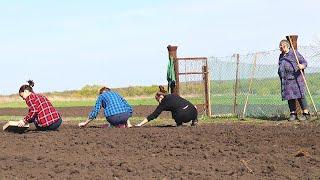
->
[0,120,319,179]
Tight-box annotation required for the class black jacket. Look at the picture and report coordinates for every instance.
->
[147,94,196,121]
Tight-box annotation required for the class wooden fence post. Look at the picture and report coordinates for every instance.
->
[203,64,211,116]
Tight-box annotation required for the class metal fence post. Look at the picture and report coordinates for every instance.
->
[233,54,240,114]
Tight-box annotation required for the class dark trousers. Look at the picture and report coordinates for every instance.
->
[107,112,131,126]
[175,106,198,126]
[288,98,308,112]
[169,81,176,94]
[34,118,62,131]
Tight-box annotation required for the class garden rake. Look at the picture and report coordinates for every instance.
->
[287,36,319,121]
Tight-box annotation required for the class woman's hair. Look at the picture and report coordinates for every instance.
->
[155,85,168,98]
[99,87,111,94]
[19,80,35,93]
[280,39,291,49]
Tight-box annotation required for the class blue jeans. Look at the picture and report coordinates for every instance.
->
[107,112,132,126]
[34,118,62,131]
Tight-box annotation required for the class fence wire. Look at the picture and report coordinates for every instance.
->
[177,58,207,113]
[208,46,320,119]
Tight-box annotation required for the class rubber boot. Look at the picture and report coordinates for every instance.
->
[288,113,297,121]
[191,119,198,126]
[302,112,311,120]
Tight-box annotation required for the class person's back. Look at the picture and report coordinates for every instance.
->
[100,90,132,117]
[159,94,196,119]
[26,93,60,127]
[79,87,133,128]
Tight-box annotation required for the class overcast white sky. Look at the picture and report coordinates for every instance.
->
[0,0,319,95]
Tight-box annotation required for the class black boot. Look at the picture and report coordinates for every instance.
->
[288,113,297,121]
[302,112,311,120]
[191,119,198,126]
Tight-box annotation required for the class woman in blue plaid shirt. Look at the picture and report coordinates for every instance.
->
[78,87,133,128]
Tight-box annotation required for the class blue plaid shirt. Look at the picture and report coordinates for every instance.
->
[89,91,132,119]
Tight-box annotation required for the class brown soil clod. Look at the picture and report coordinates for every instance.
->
[294,149,311,158]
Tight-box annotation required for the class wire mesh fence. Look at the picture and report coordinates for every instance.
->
[208,46,320,119]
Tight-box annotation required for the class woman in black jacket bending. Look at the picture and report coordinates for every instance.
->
[136,86,198,127]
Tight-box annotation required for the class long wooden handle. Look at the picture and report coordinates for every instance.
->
[287,36,318,114]
[242,53,257,119]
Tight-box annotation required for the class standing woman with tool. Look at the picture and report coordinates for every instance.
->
[17,80,63,130]
[278,39,310,121]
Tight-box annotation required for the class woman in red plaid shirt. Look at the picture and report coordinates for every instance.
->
[17,80,62,131]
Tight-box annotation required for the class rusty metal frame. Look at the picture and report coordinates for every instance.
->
[174,57,211,116]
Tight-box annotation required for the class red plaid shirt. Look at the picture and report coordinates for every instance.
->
[24,93,60,127]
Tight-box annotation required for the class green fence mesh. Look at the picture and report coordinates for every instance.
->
[208,46,320,119]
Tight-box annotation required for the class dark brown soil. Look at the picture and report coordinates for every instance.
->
[0,122,319,179]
